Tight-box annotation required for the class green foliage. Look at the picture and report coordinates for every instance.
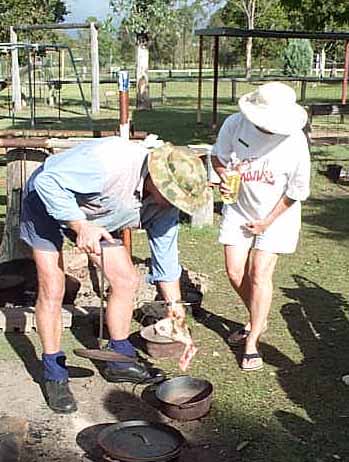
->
[212,0,290,70]
[0,0,68,42]
[282,39,313,76]
[110,0,177,38]
[281,0,349,31]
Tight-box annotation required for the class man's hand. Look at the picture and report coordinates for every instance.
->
[69,220,114,255]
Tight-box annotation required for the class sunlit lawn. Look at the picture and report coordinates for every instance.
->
[0,78,348,461]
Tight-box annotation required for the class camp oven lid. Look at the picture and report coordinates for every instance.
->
[97,420,185,462]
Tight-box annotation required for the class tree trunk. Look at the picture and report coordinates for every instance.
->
[245,37,253,78]
[136,34,152,111]
[10,27,22,112]
[0,149,47,263]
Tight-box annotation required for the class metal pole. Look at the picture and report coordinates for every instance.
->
[65,46,93,130]
[212,35,219,129]
[341,40,349,104]
[33,50,36,122]
[118,70,130,139]
[26,48,35,128]
[118,70,132,256]
[98,245,105,348]
[58,48,61,121]
[197,35,203,124]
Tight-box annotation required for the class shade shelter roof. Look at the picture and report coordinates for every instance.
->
[194,27,349,128]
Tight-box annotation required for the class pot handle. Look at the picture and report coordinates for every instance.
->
[132,432,152,446]
[178,387,212,409]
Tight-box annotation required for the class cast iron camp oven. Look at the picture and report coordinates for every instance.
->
[97,420,185,462]
[155,376,213,421]
[140,324,185,359]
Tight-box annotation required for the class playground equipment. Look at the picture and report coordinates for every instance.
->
[0,42,92,129]
[10,23,100,114]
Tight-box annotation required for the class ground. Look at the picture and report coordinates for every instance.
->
[0,249,223,462]
[0,152,349,462]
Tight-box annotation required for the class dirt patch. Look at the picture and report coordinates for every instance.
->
[0,257,222,462]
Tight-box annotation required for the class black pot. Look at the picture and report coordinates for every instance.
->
[155,376,213,421]
[97,420,185,462]
[327,164,342,181]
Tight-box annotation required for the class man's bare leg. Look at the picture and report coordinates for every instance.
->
[33,249,65,353]
[33,248,77,413]
[89,245,165,384]
[89,245,139,340]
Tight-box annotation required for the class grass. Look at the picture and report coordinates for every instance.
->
[0,80,348,461]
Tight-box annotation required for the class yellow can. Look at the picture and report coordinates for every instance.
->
[221,171,241,204]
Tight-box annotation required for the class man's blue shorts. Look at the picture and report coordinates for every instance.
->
[20,167,182,283]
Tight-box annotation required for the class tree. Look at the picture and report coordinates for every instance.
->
[283,39,313,76]
[281,0,349,32]
[219,0,289,77]
[0,0,68,42]
[110,0,178,110]
[281,0,349,75]
[149,3,205,69]
[109,0,214,109]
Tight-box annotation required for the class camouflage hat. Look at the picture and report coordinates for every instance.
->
[148,142,210,215]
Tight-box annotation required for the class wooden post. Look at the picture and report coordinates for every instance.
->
[10,27,22,112]
[0,149,47,263]
[161,81,167,104]
[231,79,237,103]
[190,153,214,227]
[190,187,214,227]
[90,22,100,114]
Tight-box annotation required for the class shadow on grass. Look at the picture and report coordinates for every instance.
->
[303,196,349,242]
[191,303,245,368]
[75,387,310,462]
[264,275,349,460]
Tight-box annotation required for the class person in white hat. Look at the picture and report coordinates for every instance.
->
[211,82,311,372]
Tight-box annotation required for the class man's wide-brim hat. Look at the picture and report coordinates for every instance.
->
[148,143,210,216]
[238,82,308,135]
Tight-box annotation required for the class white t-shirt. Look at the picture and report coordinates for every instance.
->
[212,113,311,249]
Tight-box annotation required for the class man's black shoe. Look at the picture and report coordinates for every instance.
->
[103,362,166,384]
[44,380,78,414]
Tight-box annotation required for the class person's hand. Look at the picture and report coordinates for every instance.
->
[243,220,269,235]
[71,221,114,255]
[218,173,232,196]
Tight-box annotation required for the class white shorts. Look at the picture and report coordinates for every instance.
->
[218,205,300,254]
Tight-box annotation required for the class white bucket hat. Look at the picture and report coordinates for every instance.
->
[238,82,308,135]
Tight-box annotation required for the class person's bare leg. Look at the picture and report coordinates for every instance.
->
[89,245,139,340]
[33,249,77,413]
[243,249,278,368]
[33,249,65,354]
[224,244,251,309]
